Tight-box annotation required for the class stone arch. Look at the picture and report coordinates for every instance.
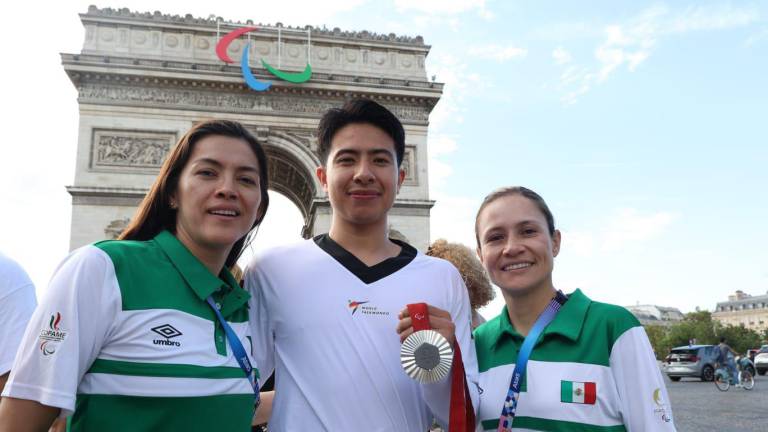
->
[262,132,321,238]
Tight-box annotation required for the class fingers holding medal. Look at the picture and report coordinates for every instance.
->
[396,304,456,344]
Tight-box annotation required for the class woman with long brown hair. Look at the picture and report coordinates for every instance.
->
[0,120,270,432]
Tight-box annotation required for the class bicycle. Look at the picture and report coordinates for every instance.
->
[714,360,754,391]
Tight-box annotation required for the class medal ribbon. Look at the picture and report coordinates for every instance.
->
[497,291,567,432]
[407,303,476,432]
[206,295,261,407]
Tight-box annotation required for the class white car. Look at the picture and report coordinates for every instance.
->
[754,345,768,375]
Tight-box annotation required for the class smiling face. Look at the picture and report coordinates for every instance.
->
[172,135,262,261]
[476,194,561,298]
[316,122,405,229]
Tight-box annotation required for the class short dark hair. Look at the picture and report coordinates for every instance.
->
[720,337,726,343]
[316,98,405,166]
[120,120,270,269]
[475,186,556,249]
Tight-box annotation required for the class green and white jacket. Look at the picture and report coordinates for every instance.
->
[473,289,676,432]
[2,231,256,431]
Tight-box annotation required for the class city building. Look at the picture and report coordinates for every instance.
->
[712,290,768,333]
[625,304,685,326]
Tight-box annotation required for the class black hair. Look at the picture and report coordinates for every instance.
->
[316,98,405,166]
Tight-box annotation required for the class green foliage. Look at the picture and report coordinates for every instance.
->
[717,325,762,354]
[644,310,765,358]
[644,325,669,359]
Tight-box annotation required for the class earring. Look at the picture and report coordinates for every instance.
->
[170,201,177,209]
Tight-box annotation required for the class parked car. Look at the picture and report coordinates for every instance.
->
[746,348,759,362]
[754,345,768,375]
[663,345,719,381]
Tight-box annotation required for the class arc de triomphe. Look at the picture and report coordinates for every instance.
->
[64,7,443,250]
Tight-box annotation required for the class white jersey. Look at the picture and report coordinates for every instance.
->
[0,251,37,376]
[245,235,479,431]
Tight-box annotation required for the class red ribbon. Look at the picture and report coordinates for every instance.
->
[407,303,475,432]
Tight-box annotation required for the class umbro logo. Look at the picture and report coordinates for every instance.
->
[151,324,182,347]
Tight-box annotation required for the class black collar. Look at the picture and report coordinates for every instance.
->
[313,234,417,284]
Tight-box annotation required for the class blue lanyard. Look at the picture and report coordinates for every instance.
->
[498,291,567,432]
[205,295,261,407]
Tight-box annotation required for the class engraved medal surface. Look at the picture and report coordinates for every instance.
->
[400,329,454,383]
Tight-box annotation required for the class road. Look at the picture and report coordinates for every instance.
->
[666,373,767,431]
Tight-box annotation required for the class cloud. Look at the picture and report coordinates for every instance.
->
[394,0,492,19]
[469,44,528,62]
[559,207,678,257]
[429,194,480,248]
[555,3,760,104]
[669,4,760,33]
[746,27,768,46]
[600,208,678,252]
[552,47,572,65]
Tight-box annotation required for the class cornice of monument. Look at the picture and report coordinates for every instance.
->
[82,6,429,49]
[61,53,444,96]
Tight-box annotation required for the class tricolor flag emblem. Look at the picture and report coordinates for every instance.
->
[561,380,596,404]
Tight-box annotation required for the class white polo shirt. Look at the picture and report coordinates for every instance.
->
[0,251,37,376]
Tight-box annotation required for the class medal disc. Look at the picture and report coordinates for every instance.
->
[400,329,453,383]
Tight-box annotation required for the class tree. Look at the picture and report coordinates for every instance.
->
[644,325,669,359]
[716,325,762,354]
[663,311,717,350]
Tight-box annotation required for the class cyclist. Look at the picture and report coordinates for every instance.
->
[716,337,740,386]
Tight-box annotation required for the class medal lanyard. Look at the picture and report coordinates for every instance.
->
[408,303,476,432]
[497,291,567,432]
[205,295,261,407]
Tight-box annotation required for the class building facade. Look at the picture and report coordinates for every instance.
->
[712,290,768,333]
[625,304,685,326]
[63,6,443,251]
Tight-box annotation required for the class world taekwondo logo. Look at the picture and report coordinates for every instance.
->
[152,324,183,347]
[348,300,389,317]
[348,300,369,315]
[216,26,312,92]
[39,312,67,356]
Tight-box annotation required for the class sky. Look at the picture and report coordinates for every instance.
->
[1,1,766,319]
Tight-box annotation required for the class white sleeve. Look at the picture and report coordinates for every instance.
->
[422,267,480,430]
[0,281,37,375]
[244,264,275,386]
[610,326,676,431]
[1,246,121,415]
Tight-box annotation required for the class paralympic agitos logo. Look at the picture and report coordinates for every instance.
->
[216,27,312,92]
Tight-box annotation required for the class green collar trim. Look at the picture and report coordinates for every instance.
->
[153,230,249,318]
[492,289,591,351]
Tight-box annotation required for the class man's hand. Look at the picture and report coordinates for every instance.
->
[396,304,455,345]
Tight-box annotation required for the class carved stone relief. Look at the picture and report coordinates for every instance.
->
[402,145,417,185]
[78,83,431,123]
[105,217,131,239]
[92,129,176,171]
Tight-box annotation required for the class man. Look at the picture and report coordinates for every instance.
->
[245,99,478,430]
[716,337,739,385]
[0,252,37,395]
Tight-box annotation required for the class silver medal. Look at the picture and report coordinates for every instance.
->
[400,329,454,383]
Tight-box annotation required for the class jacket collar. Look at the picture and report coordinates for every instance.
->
[492,289,591,351]
[154,230,249,317]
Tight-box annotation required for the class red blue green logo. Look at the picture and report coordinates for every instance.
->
[216,27,312,92]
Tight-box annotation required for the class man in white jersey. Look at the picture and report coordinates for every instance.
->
[246,99,478,431]
[0,252,37,396]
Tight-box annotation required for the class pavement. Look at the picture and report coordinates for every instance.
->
[665,371,768,431]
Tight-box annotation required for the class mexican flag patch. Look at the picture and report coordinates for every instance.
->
[561,380,596,404]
